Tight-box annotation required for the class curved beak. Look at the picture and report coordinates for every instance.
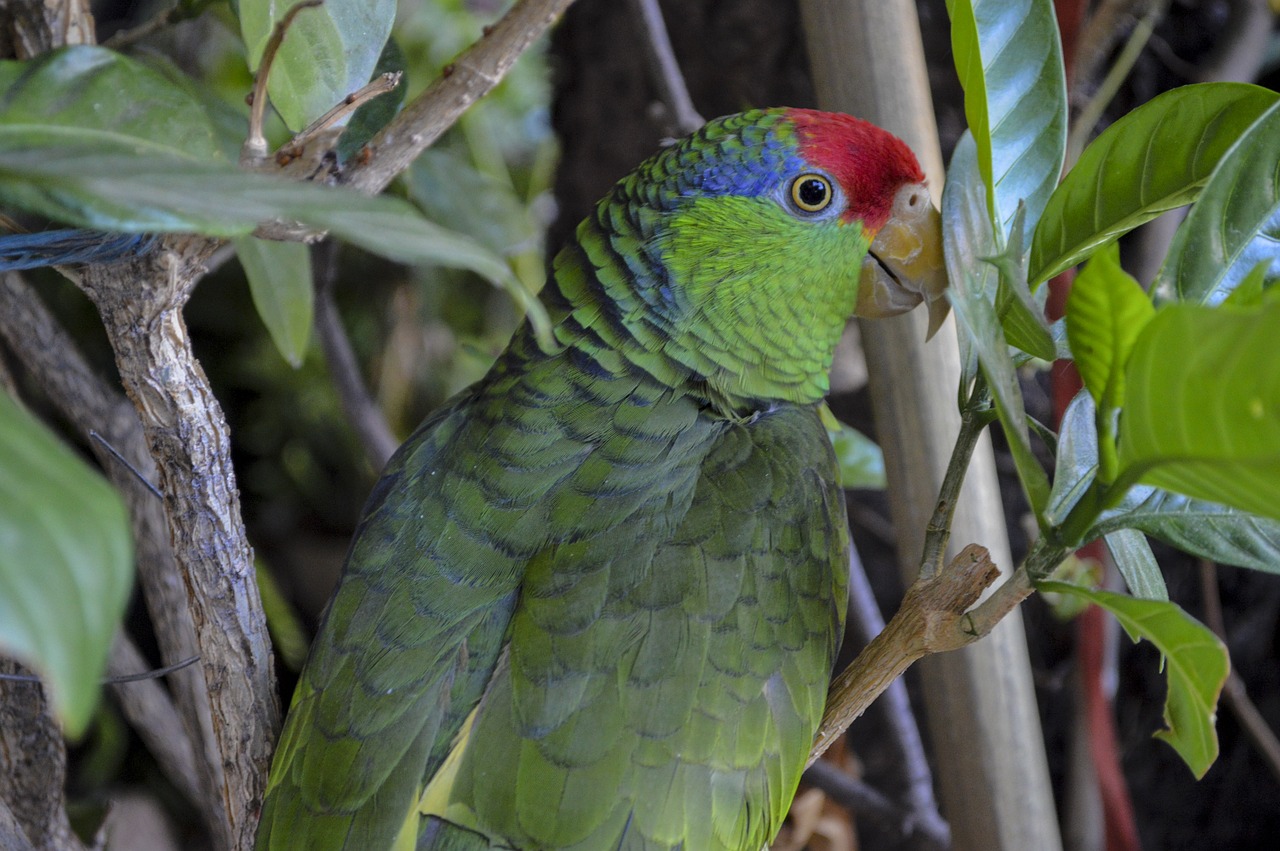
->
[856,182,950,339]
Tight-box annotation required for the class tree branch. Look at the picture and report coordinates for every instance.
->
[811,544,1005,764]
[625,0,704,135]
[343,0,578,196]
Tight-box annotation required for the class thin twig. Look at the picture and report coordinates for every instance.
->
[312,241,399,470]
[243,0,325,164]
[844,544,950,848]
[90,430,163,500]
[919,376,993,581]
[344,0,579,196]
[278,71,404,163]
[1199,560,1280,783]
[625,0,704,135]
[101,3,178,50]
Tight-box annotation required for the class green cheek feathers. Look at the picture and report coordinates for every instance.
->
[655,196,872,405]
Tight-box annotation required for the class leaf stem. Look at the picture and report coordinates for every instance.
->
[919,374,995,580]
[242,0,326,165]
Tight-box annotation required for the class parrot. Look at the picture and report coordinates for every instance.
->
[255,107,947,851]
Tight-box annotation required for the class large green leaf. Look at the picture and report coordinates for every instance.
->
[1156,99,1280,305]
[240,0,396,132]
[1046,389,1096,526]
[0,46,221,161]
[0,392,133,738]
[944,0,1066,244]
[942,133,995,390]
[1118,300,1280,522]
[1039,581,1227,778]
[234,237,313,367]
[1030,84,1278,287]
[1095,487,1280,574]
[0,148,546,337]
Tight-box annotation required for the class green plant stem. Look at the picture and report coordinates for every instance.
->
[919,375,996,580]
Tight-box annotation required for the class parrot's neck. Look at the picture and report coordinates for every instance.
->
[545,207,857,417]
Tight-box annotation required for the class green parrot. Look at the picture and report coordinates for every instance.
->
[256,108,947,851]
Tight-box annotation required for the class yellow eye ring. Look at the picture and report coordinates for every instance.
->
[790,174,833,213]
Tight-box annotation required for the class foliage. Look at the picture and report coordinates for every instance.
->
[942,0,1278,778]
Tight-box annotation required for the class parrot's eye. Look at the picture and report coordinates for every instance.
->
[789,174,833,213]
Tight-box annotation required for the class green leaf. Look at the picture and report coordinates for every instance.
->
[1156,98,1280,305]
[0,147,547,339]
[1046,389,1097,525]
[1030,83,1279,288]
[0,46,221,161]
[1095,486,1280,574]
[944,0,1067,244]
[1065,242,1155,412]
[826,419,886,490]
[234,237,313,367]
[0,391,133,738]
[942,132,995,391]
[1118,300,1280,522]
[1039,580,1227,778]
[240,0,396,131]
[986,204,1055,360]
[949,270,1052,518]
[1103,528,1168,600]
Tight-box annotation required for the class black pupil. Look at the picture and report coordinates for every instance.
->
[798,178,827,207]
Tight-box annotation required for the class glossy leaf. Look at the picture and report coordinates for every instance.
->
[949,271,1052,517]
[986,204,1056,360]
[942,133,995,389]
[1119,300,1280,522]
[240,0,396,131]
[1031,84,1279,287]
[234,237,313,367]
[1104,528,1168,601]
[1066,243,1155,412]
[1095,487,1280,574]
[1046,389,1096,525]
[1157,99,1280,305]
[1039,581,1227,779]
[945,0,1066,244]
[0,391,133,738]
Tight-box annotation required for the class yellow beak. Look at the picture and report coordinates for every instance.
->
[856,182,950,339]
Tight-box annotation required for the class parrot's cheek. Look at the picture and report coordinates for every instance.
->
[857,183,950,339]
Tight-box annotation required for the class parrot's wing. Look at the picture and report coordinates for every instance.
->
[418,403,849,851]
[257,390,531,850]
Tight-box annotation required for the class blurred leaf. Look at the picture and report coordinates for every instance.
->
[1119,300,1280,522]
[949,270,1052,518]
[240,0,395,131]
[0,391,133,738]
[1039,580,1227,778]
[826,419,886,490]
[1066,242,1155,412]
[1095,487,1280,574]
[0,46,221,160]
[1030,83,1278,287]
[944,0,1067,244]
[1104,528,1168,600]
[1156,99,1280,305]
[409,147,539,256]
[234,237,313,367]
[255,560,309,672]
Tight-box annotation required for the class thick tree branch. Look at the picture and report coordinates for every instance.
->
[75,241,278,851]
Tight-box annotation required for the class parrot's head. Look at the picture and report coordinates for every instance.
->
[559,108,948,408]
